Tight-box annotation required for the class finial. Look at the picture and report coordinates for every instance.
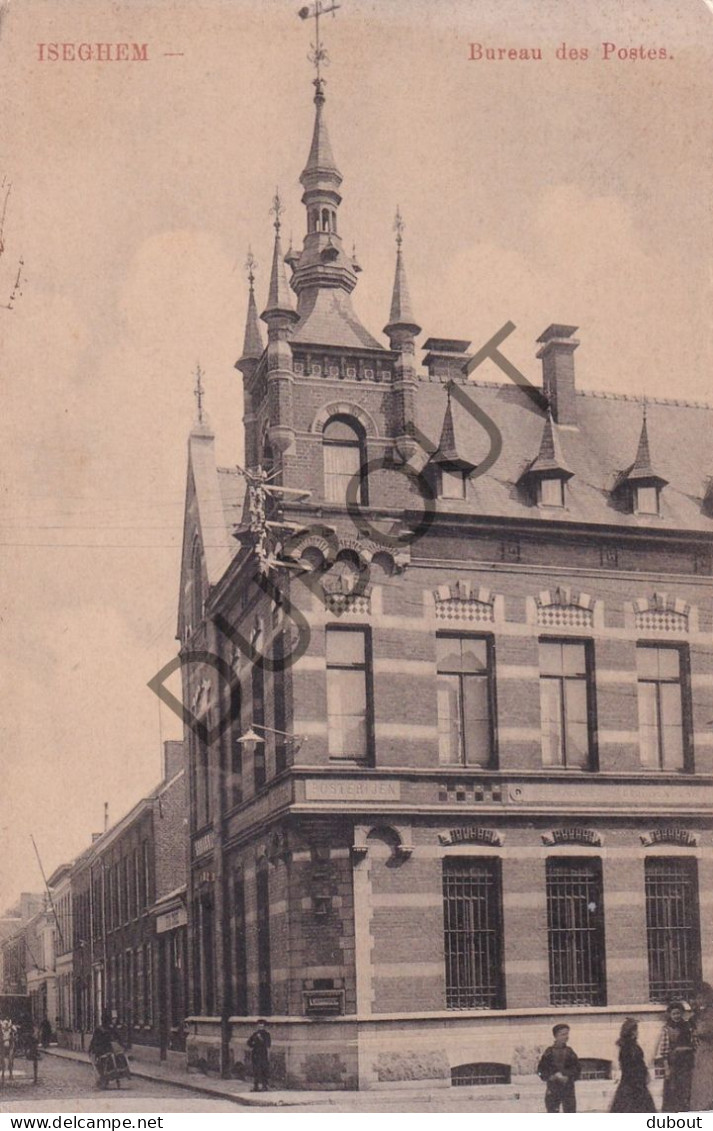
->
[246,247,257,290]
[270,189,285,233]
[394,206,405,249]
[642,396,648,421]
[194,362,205,424]
[299,1,341,86]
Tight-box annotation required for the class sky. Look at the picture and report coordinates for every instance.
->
[1,0,712,909]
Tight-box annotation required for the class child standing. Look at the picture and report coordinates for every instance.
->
[537,1023,582,1113]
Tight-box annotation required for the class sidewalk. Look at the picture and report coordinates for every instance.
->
[46,1046,648,1110]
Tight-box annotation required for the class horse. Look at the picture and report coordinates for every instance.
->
[0,1019,16,1086]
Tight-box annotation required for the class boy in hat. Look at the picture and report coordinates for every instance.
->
[537,1023,581,1112]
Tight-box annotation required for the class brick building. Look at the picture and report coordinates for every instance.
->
[69,741,187,1061]
[0,893,44,997]
[177,67,713,1089]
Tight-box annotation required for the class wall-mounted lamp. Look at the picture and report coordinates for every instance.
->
[237,722,303,755]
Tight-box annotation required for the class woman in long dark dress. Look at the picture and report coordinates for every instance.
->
[658,1001,695,1112]
[610,1018,656,1113]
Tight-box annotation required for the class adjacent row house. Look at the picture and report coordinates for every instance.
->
[1,743,188,1065]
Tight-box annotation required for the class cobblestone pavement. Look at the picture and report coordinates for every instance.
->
[0,1054,239,1112]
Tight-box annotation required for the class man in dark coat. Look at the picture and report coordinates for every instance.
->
[537,1023,581,1113]
[247,1020,271,1092]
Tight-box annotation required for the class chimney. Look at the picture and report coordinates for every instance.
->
[163,739,184,782]
[422,338,472,381]
[536,324,579,426]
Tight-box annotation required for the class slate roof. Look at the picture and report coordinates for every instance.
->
[291,287,386,351]
[418,380,713,532]
[216,466,246,532]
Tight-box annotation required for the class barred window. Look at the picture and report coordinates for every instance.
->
[323,416,366,505]
[442,858,504,1010]
[437,635,495,767]
[637,645,690,772]
[645,857,701,1002]
[546,858,606,1006]
[539,639,596,769]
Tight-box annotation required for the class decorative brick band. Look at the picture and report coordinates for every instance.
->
[634,592,690,632]
[434,581,495,623]
[536,585,594,628]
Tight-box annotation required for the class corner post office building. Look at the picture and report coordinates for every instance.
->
[177,73,713,1090]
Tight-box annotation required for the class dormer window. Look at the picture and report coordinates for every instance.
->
[539,477,566,508]
[635,484,660,516]
[518,411,573,508]
[440,468,467,500]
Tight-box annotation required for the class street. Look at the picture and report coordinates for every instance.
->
[0,1054,663,1114]
[0,1055,239,1113]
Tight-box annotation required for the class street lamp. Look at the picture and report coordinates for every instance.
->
[237,722,303,754]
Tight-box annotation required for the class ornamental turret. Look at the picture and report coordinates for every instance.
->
[385,208,422,463]
[261,193,299,457]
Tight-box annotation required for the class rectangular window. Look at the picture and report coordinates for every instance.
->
[636,485,659,515]
[256,863,272,1016]
[232,874,248,1016]
[539,639,596,769]
[133,849,141,917]
[546,858,606,1005]
[326,626,373,762]
[437,635,495,767]
[440,469,467,500]
[142,841,151,909]
[144,943,153,1026]
[135,946,144,1026]
[230,735,243,808]
[324,441,361,504]
[442,858,504,1009]
[637,645,689,771]
[273,632,288,776]
[539,477,565,508]
[252,664,266,790]
[645,857,701,1002]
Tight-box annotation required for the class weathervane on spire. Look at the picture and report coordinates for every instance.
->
[298,1,341,87]
[270,189,285,233]
[245,247,257,289]
[394,206,405,248]
[194,363,205,424]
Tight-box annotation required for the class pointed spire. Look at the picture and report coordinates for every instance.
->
[301,79,341,188]
[624,401,668,485]
[262,190,297,322]
[432,386,477,471]
[519,409,572,483]
[240,249,264,362]
[384,207,421,339]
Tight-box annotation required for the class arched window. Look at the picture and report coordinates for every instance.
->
[321,208,330,232]
[323,416,366,504]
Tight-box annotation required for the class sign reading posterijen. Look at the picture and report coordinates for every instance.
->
[305,779,401,802]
